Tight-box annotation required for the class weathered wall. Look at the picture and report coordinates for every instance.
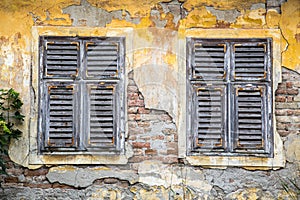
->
[0,0,299,199]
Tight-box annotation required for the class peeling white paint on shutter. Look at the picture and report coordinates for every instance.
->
[86,83,116,148]
[44,40,79,78]
[85,41,119,78]
[192,41,226,81]
[194,86,226,151]
[44,82,78,149]
[233,85,267,154]
[233,42,268,81]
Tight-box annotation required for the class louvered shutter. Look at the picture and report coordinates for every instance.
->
[43,39,79,78]
[86,83,117,149]
[232,85,268,154]
[44,82,78,149]
[232,41,269,81]
[194,86,226,151]
[192,41,226,81]
[85,39,122,79]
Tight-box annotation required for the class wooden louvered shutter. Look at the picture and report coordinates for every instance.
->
[85,39,122,78]
[86,83,118,150]
[44,82,78,149]
[194,86,226,151]
[43,39,79,78]
[191,41,226,81]
[232,85,269,154]
[232,40,270,81]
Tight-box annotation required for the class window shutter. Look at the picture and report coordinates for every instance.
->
[85,39,121,79]
[43,39,79,78]
[86,83,117,149]
[192,41,226,81]
[194,86,226,151]
[232,85,268,154]
[232,41,268,81]
[44,82,78,149]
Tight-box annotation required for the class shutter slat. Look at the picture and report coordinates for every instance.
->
[45,83,77,148]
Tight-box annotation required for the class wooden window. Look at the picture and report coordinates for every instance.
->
[39,36,125,154]
[187,38,273,157]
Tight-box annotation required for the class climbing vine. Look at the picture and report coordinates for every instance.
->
[0,88,24,174]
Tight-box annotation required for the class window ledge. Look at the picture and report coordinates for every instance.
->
[28,143,133,165]
[185,132,285,169]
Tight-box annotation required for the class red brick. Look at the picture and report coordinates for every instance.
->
[275,89,287,95]
[129,156,151,163]
[287,89,299,95]
[145,149,157,155]
[138,107,150,114]
[275,96,286,102]
[286,82,293,88]
[128,114,141,121]
[52,183,74,189]
[286,96,294,102]
[137,121,151,127]
[151,135,164,140]
[4,176,18,183]
[24,168,49,176]
[6,168,24,176]
[24,183,52,189]
[132,142,150,149]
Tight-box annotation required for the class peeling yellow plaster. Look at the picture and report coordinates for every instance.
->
[180,6,217,28]
[231,8,266,28]
[183,0,265,12]
[280,0,300,71]
[87,0,171,17]
[266,10,280,28]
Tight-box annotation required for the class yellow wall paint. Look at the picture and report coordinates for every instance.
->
[280,0,300,71]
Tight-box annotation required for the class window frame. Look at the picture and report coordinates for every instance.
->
[29,27,133,165]
[186,38,273,157]
[38,36,125,155]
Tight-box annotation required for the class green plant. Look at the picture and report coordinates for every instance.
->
[0,88,24,174]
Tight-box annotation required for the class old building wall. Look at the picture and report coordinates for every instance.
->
[0,0,299,199]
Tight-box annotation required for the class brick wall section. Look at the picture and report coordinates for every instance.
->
[275,67,300,136]
[127,71,178,164]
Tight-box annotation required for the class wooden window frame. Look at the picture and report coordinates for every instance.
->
[38,36,125,155]
[186,38,273,157]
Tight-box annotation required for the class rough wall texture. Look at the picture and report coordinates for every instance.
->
[0,0,299,199]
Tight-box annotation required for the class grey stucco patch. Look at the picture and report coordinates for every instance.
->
[46,166,138,188]
[206,7,241,23]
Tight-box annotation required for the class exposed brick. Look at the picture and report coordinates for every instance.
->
[4,176,18,183]
[137,121,151,127]
[24,168,49,176]
[287,89,299,95]
[138,107,151,114]
[275,96,286,102]
[145,149,158,155]
[24,183,52,189]
[127,85,139,92]
[286,81,293,88]
[151,135,165,140]
[128,114,141,121]
[132,142,151,149]
[6,168,24,176]
[129,156,151,163]
[128,107,138,114]
[52,183,74,189]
